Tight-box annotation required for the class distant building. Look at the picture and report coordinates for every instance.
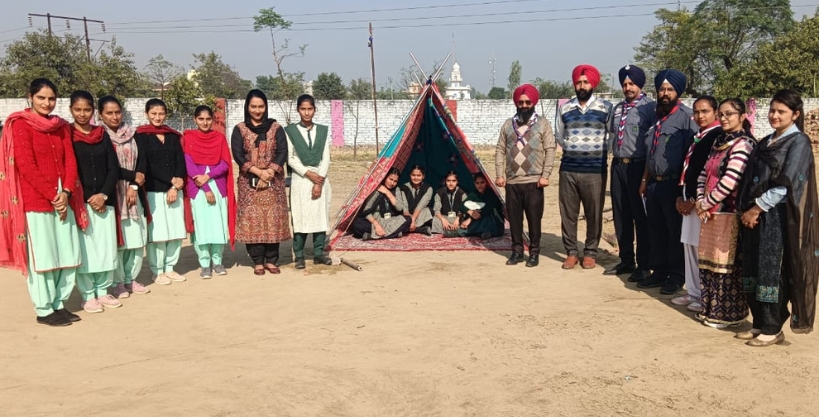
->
[444,62,471,100]
[304,81,314,95]
[407,81,423,97]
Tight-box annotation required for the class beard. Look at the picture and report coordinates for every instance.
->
[656,97,679,116]
[516,107,535,123]
[575,89,593,102]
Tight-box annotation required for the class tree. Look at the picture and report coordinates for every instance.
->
[253,7,307,122]
[434,78,448,93]
[312,72,347,99]
[488,87,507,99]
[471,87,487,100]
[164,75,203,130]
[348,78,372,100]
[0,31,144,99]
[0,31,87,97]
[635,0,794,95]
[507,60,522,96]
[717,13,819,97]
[144,54,182,99]
[190,52,252,99]
[532,78,574,99]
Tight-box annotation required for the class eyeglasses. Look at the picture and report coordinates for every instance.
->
[717,111,740,119]
[517,100,532,106]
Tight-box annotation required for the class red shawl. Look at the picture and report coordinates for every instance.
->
[182,129,236,249]
[135,124,182,137]
[70,124,104,145]
[0,110,89,277]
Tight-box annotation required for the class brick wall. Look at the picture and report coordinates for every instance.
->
[2,97,816,145]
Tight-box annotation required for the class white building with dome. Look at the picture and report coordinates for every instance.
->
[444,62,472,100]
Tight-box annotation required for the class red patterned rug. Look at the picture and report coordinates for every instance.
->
[329,229,514,252]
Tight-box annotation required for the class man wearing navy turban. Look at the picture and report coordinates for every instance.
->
[605,65,655,282]
[636,69,698,294]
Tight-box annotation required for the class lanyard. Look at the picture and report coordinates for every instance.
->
[512,113,538,146]
[650,103,681,156]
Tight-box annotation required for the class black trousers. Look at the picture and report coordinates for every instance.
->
[610,159,650,269]
[645,180,684,281]
[246,243,280,266]
[506,182,544,255]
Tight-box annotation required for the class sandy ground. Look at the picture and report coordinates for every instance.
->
[1,146,818,417]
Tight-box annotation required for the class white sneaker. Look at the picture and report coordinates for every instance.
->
[153,273,171,285]
[165,271,186,282]
[670,294,696,306]
[687,301,703,312]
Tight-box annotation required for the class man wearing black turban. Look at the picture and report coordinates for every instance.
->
[605,65,655,282]
[637,69,698,294]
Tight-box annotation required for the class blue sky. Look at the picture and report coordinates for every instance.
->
[1,0,817,93]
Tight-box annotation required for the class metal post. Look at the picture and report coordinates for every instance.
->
[368,23,380,154]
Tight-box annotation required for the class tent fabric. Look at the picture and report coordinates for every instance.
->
[328,84,507,250]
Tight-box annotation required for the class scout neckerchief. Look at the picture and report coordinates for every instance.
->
[650,102,681,156]
[512,113,538,147]
[616,93,645,148]
[679,120,720,186]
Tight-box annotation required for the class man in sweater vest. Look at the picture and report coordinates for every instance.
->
[556,65,613,270]
[637,69,698,294]
[494,84,556,267]
[605,65,655,282]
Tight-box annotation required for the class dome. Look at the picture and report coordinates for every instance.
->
[452,62,460,71]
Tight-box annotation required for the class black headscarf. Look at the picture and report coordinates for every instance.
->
[243,89,276,145]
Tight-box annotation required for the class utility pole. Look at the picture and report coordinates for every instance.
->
[28,13,105,59]
[489,55,497,90]
[368,22,380,154]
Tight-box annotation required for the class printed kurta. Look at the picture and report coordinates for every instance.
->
[234,122,291,244]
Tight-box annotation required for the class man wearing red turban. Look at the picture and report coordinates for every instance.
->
[556,64,612,270]
[495,84,556,267]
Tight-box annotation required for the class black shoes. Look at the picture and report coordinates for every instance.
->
[603,262,636,276]
[660,277,683,295]
[55,309,81,323]
[314,255,333,265]
[417,226,432,236]
[36,312,72,327]
[506,252,524,265]
[525,254,539,267]
[637,272,668,288]
[295,257,306,269]
[627,269,652,283]
[361,233,371,241]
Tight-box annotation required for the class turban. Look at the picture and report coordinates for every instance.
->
[654,69,687,96]
[572,64,601,89]
[512,84,539,106]
[618,64,646,88]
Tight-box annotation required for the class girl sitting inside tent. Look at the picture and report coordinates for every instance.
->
[352,167,412,241]
[432,170,467,237]
[460,172,505,239]
[395,164,433,236]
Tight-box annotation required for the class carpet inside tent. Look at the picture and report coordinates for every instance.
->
[329,225,514,252]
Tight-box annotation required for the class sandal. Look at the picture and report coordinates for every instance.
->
[265,264,281,274]
[253,267,266,276]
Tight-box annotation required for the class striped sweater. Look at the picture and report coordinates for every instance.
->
[697,133,755,212]
[555,96,612,174]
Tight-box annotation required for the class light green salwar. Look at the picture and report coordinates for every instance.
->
[146,191,185,275]
[191,177,228,269]
[76,205,116,300]
[114,200,147,285]
[25,209,81,317]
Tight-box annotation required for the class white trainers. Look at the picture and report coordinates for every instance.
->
[687,301,703,312]
[165,271,186,282]
[670,294,696,306]
[82,298,104,313]
[98,294,123,309]
[153,273,171,285]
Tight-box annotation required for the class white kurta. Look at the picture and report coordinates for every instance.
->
[286,124,332,233]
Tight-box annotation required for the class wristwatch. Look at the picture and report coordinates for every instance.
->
[61,189,73,198]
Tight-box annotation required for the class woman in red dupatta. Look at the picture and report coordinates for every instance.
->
[0,78,88,327]
[183,105,236,278]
